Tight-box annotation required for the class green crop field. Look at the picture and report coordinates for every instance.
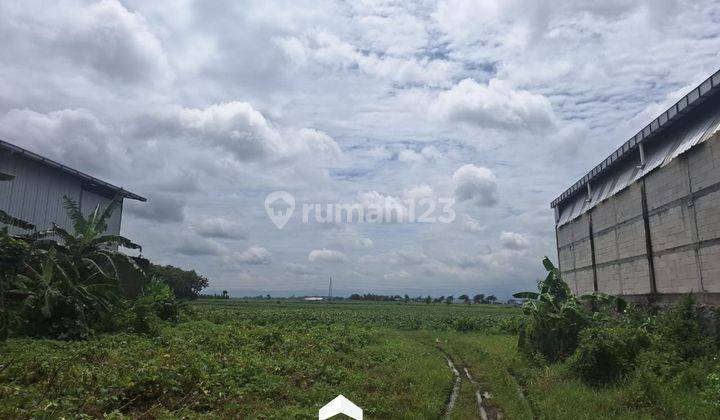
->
[1,299,717,419]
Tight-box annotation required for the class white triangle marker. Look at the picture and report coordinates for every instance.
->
[319,395,363,420]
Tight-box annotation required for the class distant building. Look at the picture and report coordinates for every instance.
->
[303,297,325,301]
[552,69,720,303]
[0,139,145,236]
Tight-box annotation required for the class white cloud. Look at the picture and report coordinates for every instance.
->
[0,0,170,84]
[277,32,457,86]
[236,245,271,265]
[462,215,487,233]
[308,248,347,263]
[453,164,498,207]
[398,146,442,164]
[139,102,342,164]
[356,190,408,223]
[500,231,530,250]
[403,184,434,201]
[0,108,117,175]
[432,78,557,131]
[3,0,719,298]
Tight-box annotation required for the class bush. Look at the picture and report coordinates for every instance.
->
[518,302,588,361]
[144,277,179,321]
[149,264,209,300]
[122,278,179,335]
[568,325,651,385]
[655,295,714,360]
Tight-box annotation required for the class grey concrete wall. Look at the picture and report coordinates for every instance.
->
[557,133,720,298]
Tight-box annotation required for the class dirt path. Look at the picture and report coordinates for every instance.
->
[434,344,503,420]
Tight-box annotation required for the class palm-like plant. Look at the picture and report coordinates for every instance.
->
[513,257,587,360]
[16,194,146,338]
[35,195,142,284]
[0,172,35,339]
[514,257,627,360]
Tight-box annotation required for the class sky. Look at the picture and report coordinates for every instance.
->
[1,0,720,298]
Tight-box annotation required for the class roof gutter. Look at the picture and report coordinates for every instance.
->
[551,68,720,209]
[0,139,146,202]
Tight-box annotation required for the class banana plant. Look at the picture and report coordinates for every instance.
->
[34,194,143,286]
[513,257,570,305]
[513,257,587,360]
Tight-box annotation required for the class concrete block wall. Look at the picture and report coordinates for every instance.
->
[556,133,720,298]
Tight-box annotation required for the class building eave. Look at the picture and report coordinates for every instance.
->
[551,68,720,209]
[0,138,146,202]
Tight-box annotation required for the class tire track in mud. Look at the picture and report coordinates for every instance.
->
[433,344,503,420]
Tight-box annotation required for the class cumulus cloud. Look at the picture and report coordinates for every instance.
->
[138,102,342,163]
[0,108,117,175]
[2,0,718,298]
[0,0,170,84]
[308,248,347,263]
[432,78,557,131]
[398,146,442,164]
[453,164,498,207]
[235,245,271,265]
[355,191,408,223]
[192,217,246,239]
[462,214,487,233]
[500,231,530,250]
[276,32,456,86]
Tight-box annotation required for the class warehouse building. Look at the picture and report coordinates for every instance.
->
[0,139,145,236]
[552,69,720,303]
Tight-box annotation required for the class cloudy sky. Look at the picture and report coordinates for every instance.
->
[2,0,720,298]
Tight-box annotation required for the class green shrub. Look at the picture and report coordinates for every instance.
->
[144,277,179,321]
[121,278,179,335]
[126,299,162,335]
[655,295,714,360]
[701,369,720,412]
[568,325,651,385]
[518,301,588,361]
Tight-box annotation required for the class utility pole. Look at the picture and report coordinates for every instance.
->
[328,275,333,300]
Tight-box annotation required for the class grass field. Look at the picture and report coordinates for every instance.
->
[0,299,716,418]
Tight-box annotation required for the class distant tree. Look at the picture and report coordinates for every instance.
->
[221,290,229,299]
[459,294,470,304]
[266,294,271,300]
[445,295,454,305]
[486,295,497,303]
[404,294,410,304]
[424,295,432,305]
[473,294,485,304]
[150,263,209,300]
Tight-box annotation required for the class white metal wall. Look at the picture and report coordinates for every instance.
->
[0,152,122,236]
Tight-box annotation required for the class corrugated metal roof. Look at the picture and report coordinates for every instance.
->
[0,139,146,201]
[555,96,720,227]
[552,68,720,210]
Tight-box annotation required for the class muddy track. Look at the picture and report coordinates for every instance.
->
[433,344,503,420]
[505,368,535,419]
